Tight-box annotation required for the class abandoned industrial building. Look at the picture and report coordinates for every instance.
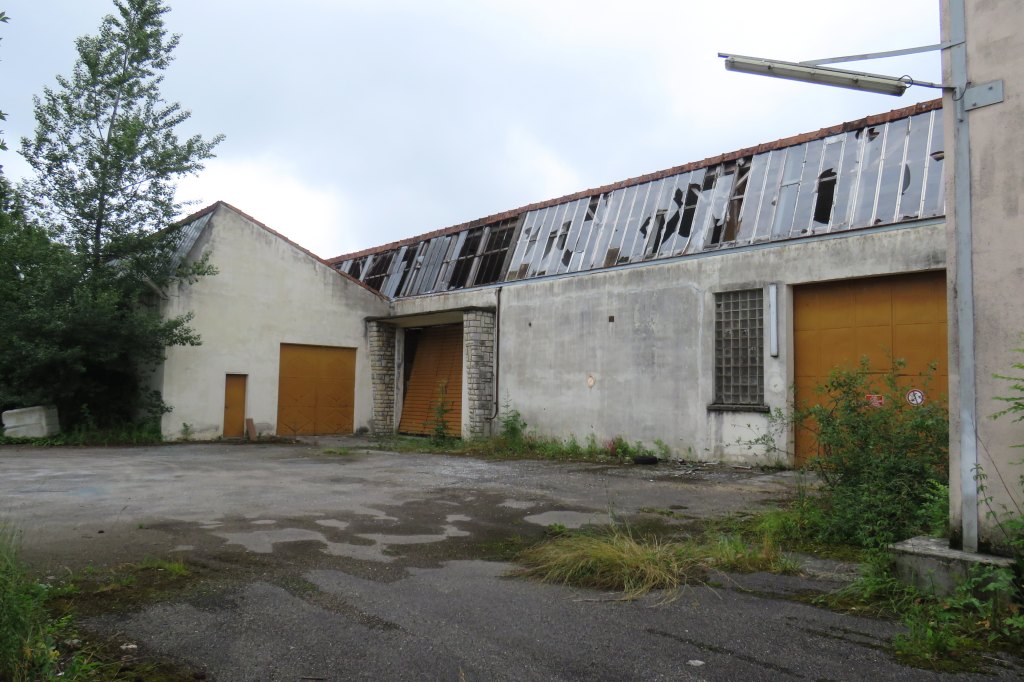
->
[156,98,948,466]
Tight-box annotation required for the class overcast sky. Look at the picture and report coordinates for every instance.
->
[1,1,942,259]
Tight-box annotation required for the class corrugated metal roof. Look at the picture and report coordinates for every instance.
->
[336,102,945,299]
[168,211,212,273]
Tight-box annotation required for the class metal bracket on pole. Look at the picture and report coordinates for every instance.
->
[964,80,1004,111]
[801,41,964,67]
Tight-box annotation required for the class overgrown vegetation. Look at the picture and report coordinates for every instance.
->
[984,344,1024,561]
[381,405,671,464]
[0,528,104,680]
[0,0,221,432]
[514,521,797,600]
[749,359,949,548]
[509,357,1022,669]
[1,528,195,680]
[0,419,163,446]
[428,381,454,445]
[819,554,1024,670]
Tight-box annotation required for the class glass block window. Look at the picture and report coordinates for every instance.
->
[714,289,764,405]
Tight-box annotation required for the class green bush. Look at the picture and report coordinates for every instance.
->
[795,360,949,548]
[985,344,1024,562]
[499,405,528,443]
[828,556,1024,670]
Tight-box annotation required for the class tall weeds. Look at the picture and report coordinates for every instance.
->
[0,528,56,680]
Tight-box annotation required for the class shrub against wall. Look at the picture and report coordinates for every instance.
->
[748,359,949,548]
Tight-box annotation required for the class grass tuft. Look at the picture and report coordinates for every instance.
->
[515,526,693,599]
[514,523,797,600]
[0,526,106,680]
[138,557,190,577]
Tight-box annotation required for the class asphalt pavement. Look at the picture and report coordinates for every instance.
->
[1,441,1019,681]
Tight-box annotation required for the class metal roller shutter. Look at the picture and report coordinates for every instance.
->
[399,325,463,437]
[793,271,947,466]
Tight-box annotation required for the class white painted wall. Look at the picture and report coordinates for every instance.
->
[157,204,389,439]
[496,223,946,464]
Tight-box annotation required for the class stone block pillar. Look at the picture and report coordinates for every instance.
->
[368,321,397,435]
[463,310,496,439]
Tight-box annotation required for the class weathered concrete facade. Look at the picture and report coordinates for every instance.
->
[498,223,945,462]
[944,0,1024,551]
[319,103,950,462]
[156,203,388,439]
[159,100,957,469]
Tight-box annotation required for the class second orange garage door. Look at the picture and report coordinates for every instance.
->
[277,344,356,436]
[793,271,947,466]
[399,325,463,437]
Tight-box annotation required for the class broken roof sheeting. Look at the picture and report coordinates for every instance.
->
[168,211,213,273]
[336,105,944,297]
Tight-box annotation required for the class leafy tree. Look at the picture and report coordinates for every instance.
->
[21,0,221,266]
[0,10,9,154]
[1,0,221,429]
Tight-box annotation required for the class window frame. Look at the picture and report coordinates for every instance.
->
[709,287,768,411]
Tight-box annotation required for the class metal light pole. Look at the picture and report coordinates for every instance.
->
[719,6,1004,552]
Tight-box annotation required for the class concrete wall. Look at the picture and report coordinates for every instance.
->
[392,288,498,318]
[157,205,389,439]
[945,1,1024,551]
[2,405,60,438]
[496,223,945,463]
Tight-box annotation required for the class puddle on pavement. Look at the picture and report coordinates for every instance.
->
[322,540,392,562]
[213,513,472,563]
[357,526,469,546]
[214,528,327,554]
[250,519,276,525]
[354,514,470,546]
[315,519,349,530]
[499,499,536,510]
[523,510,612,529]
[213,528,390,562]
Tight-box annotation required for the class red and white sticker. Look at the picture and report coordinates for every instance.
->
[905,388,926,406]
[865,394,885,408]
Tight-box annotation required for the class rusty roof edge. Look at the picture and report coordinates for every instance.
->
[177,201,389,300]
[327,98,943,264]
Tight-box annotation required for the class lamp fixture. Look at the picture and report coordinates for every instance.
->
[718,53,913,96]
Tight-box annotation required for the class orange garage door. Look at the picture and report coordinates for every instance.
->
[277,344,356,436]
[399,325,463,437]
[793,271,947,466]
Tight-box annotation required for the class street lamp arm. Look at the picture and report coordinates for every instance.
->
[799,41,963,67]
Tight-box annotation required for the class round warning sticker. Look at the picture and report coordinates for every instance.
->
[906,388,926,406]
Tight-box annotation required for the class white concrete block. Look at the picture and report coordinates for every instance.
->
[2,405,60,438]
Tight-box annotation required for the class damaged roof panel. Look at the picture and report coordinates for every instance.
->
[334,103,945,298]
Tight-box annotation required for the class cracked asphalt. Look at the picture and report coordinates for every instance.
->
[2,440,1020,681]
